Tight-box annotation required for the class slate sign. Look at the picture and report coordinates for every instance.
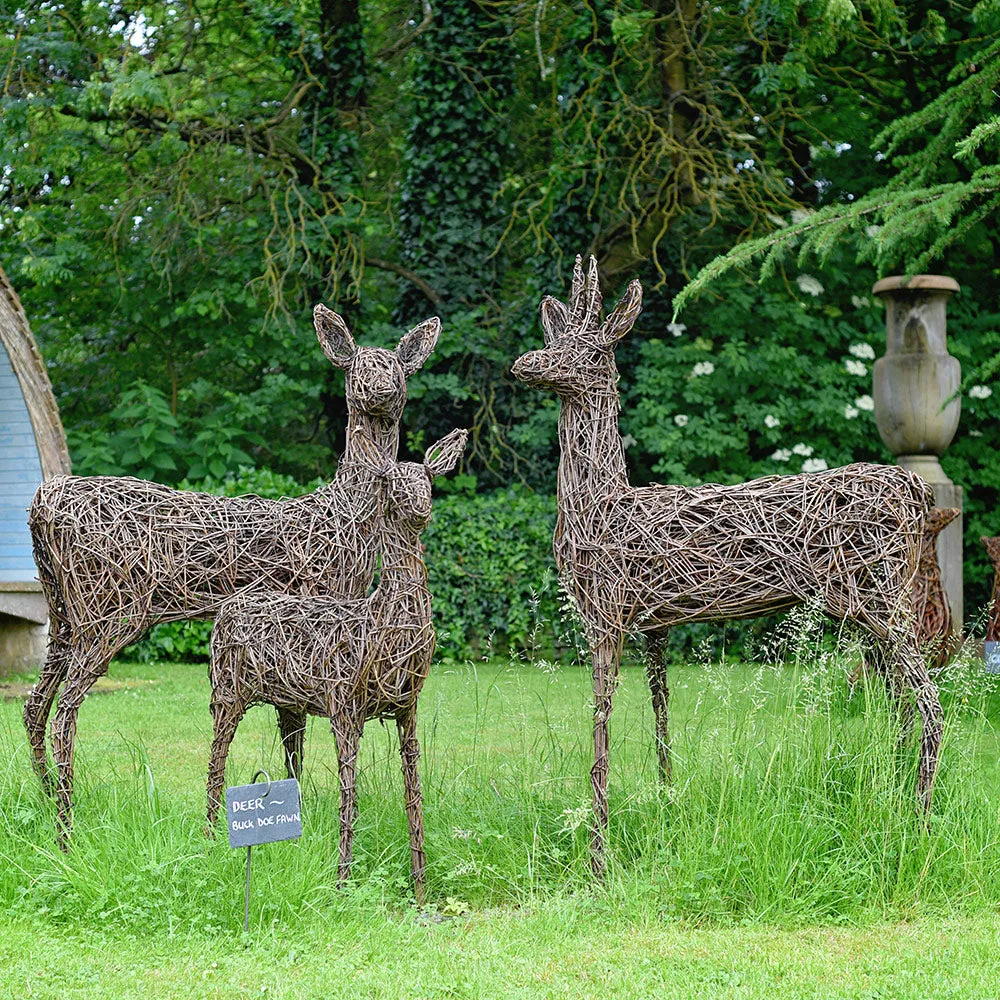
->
[226,778,302,848]
[986,641,1000,675]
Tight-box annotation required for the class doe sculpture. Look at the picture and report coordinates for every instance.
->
[512,254,943,876]
[206,429,468,904]
[26,306,439,840]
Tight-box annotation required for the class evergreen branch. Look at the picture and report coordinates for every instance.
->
[672,170,1000,317]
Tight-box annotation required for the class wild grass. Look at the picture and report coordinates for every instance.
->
[2,612,1000,941]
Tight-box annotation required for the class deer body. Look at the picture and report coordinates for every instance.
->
[25,307,440,840]
[513,255,943,876]
[205,431,467,903]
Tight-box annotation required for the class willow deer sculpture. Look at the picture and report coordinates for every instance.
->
[982,536,1000,643]
[914,507,960,670]
[512,255,943,876]
[26,306,439,839]
[206,429,467,904]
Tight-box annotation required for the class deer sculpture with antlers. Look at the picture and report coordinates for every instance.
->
[512,255,943,876]
[26,306,439,840]
[206,429,467,904]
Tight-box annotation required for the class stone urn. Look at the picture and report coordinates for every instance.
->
[872,275,961,456]
[872,274,963,628]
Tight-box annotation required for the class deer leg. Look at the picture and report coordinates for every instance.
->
[24,627,71,795]
[276,707,307,780]
[644,631,672,785]
[332,711,362,887]
[589,630,624,880]
[891,630,943,814]
[397,709,427,906]
[206,699,246,836]
[50,647,111,847]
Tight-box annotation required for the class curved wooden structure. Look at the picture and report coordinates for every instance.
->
[0,264,71,673]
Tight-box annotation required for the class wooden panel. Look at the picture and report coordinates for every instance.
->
[0,341,42,583]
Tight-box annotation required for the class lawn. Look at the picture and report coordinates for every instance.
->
[2,634,1000,998]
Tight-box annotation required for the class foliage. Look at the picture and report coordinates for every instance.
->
[673,4,1000,321]
[423,487,560,658]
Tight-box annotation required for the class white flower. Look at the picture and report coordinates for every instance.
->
[969,385,993,399]
[673,414,689,427]
[764,414,781,428]
[802,457,829,473]
[667,322,687,338]
[792,443,814,457]
[844,405,859,419]
[848,342,875,360]
[850,295,870,309]
[691,361,715,377]
[796,274,824,296]
[845,359,867,377]
[771,449,791,462]
[855,394,875,411]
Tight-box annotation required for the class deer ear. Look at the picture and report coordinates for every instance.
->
[424,428,468,478]
[314,305,357,368]
[595,279,642,347]
[396,317,441,377]
[539,296,568,346]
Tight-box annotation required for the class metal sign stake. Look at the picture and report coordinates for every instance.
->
[226,768,302,935]
[244,769,269,933]
[244,842,254,933]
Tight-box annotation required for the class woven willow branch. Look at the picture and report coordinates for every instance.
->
[914,507,960,670]
[25,306,440,841]
[982,536,1000,643]
[512,254,943,877]
[205,430,467,904]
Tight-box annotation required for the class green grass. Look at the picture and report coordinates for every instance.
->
[2,635,1000,997]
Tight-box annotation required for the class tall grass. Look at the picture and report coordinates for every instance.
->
[2,612,999,934]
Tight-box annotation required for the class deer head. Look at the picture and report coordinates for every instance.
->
[511,255,642,397]
[386,429,468,532]
[313,305,440,423]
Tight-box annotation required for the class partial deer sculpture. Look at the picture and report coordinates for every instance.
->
[982,536,1000,643]
[849,506,961,688]
[206,429,467,905]
[914,507,961,670]
[512,255,943,876]
[26,306,439,841]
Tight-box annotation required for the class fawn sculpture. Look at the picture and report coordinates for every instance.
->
[206,429,468,904]
[982,536,1000,643]
[26,305,439,840]
[512,255,943,876]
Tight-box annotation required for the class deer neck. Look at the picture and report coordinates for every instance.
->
[374,524,430,619]
[556,384,629,509]
[344,412,400,464]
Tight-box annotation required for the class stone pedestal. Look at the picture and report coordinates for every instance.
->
[872,275,963,629]
[0,582,48,676]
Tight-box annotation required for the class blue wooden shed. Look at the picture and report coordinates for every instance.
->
[0,264,71,674]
